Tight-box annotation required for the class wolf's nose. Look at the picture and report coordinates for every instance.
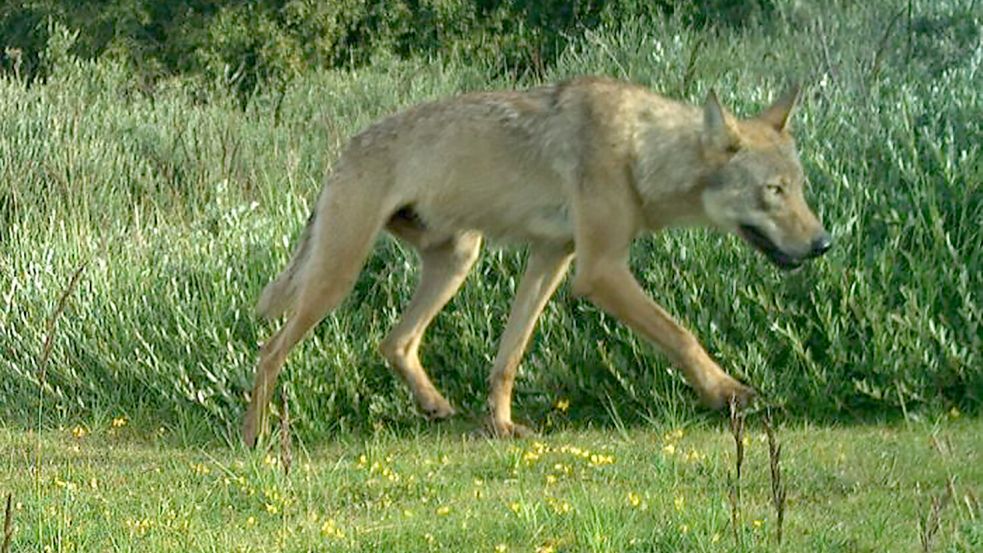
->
[809,232,833,258]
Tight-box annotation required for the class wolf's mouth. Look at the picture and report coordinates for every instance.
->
[738,224,802,270]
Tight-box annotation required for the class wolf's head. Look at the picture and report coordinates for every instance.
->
[699,87,831,270]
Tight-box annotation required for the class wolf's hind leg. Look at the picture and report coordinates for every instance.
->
[486,246,572,438]
[242,188,393,447]
[380,231,482,420]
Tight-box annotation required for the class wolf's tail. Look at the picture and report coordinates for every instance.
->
[256,209,317,320]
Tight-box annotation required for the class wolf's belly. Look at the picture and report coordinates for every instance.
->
[414,191,574,247]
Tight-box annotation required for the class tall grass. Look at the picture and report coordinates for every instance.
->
[1,0,980,440]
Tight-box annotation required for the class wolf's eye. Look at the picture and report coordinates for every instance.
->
[766,183,785,196]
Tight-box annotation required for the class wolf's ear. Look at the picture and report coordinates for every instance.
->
[703,89,741,153]
[757,84,800,132]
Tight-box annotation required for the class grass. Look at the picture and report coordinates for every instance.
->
[3,416,981,551]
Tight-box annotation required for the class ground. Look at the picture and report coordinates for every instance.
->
[3,416,980,552]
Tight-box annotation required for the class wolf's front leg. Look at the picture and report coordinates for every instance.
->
[572,264,756,410]
[570,177,755,410]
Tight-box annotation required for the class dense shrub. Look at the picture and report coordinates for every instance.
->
[1,1,774,101]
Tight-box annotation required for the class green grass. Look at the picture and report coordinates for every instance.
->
[3,417,981,551]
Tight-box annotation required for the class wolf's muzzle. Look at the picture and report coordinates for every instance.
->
[807,232,833,258]
[738,224,802,270]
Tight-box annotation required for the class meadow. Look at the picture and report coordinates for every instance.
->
[0,0,981,550]
[2,418,981,551]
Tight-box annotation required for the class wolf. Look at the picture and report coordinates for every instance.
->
[242,77,832,446]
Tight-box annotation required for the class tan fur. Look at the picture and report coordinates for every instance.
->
[242,77,831,446]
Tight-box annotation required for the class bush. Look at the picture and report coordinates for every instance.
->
[2,1,775,102]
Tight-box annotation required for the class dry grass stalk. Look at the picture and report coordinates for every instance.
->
[870,6,907,82]
[3,47,22,81]
[763,410,787,545]
[963,490,980,521]
[35,260,89,539]
[279,388,292,477]
[728,397,746,546]
[2,493,12,553]
[918,476,954,553]
[38,261,88,382]
[929,434,952,456]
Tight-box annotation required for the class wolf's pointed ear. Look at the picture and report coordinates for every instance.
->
[758,84,800,132]
[703,89,741,153]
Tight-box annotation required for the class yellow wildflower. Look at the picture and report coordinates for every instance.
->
[111,416,127,428]
[54,478,76,491]
[71,425,87,439]
[589,453,615,466]
[522,450,540,463]
[321,518,344,539]
[674,495,685,512]
[662,443,676,455]
[682,449,705,463]
[549,499,571,515]
[436,505,451,516]
[554,398,570,412]
[125,517,152,536]
[381,465,399,482]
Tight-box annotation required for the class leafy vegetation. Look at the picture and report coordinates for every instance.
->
[1,0,980,442]
[1,0,772,102]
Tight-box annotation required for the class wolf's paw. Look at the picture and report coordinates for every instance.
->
[419,394,456,421]
[241,410,263,449]
[479,418,537,439]
[703,379,757,411]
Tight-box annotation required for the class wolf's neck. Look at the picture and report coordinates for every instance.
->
[632,120,710,229]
